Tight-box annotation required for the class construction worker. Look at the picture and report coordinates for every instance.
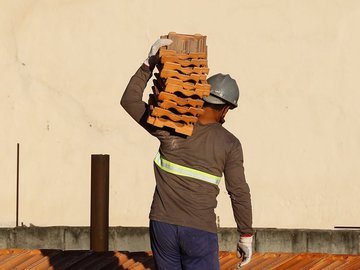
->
[121,39,253,270]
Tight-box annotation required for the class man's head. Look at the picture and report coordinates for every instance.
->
[199,73,240,124]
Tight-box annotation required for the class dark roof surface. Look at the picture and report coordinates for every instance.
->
[1,249,360,269]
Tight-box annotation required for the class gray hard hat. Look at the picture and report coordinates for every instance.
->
[203,73,240,108]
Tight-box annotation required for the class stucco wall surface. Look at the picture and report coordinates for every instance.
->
[1,0,359,229]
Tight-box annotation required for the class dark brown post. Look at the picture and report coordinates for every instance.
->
[90,154,109,251]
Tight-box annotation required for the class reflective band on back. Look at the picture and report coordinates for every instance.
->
[154,152,221,185]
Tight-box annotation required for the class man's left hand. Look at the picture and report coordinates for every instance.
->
[143,38,172,70]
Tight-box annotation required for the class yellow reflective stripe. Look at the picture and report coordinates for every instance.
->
[154,152,221,185]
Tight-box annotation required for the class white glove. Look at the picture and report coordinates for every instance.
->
[143,38,173,67]
[236,235,253,268]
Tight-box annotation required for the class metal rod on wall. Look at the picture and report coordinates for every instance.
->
[90,154,110,252]
[16,143,20,227]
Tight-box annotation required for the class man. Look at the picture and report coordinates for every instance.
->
[121,39,253,270]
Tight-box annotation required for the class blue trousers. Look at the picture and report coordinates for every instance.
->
[149,220,220,270]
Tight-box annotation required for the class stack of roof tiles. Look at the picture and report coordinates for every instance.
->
[147,32,211,136]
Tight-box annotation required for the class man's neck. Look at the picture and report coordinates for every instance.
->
[198,106,223,124]
[198,117,219,125]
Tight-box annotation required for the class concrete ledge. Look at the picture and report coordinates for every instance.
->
[110,227,150,251]
[0,227,359,254]
[64,227,89,250]
[255,228,360,254]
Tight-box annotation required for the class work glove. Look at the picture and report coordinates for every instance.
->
[143,38,173,70]
[236,235,253,268]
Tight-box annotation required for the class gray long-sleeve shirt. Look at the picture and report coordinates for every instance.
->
[121,64,253,234]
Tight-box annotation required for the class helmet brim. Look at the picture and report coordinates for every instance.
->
[203,94,227,105]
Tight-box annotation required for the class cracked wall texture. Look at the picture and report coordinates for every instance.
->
[1,0,360,230]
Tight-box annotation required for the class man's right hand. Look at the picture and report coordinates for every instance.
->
[143,38,173,70]
[236,235,253,268]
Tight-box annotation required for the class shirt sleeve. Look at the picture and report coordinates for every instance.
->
[120,64,160,134]
[121,64,151,122]
[224,139,253,235]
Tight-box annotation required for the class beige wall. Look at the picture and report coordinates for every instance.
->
[1,0,359,229]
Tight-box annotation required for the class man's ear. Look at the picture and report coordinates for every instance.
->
[219,105,230,124]
[222,106,230,117]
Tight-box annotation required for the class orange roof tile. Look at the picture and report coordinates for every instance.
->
[1,249,360,270]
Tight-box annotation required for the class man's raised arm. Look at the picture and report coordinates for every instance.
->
[121,39,173,123]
